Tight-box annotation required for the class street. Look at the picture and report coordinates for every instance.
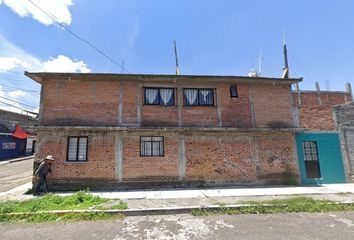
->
[0,158,33,192]
[1,212,354,240]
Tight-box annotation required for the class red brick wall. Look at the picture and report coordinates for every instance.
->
[41,80,119,126]
[256,135,297,181]
[36,130,116,181]
[293,92,352,131]
[122,83,138,125]
[37,129,298,187]
[40,78,298,129]
[253,84,293,128]
[184,132,297,183]
[182,106,219,127]
[122,134,179,181]
[219,84,252,127]
[185,135,257,182]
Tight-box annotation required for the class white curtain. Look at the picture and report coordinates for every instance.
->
[145,89,158,104]
[144,142,151,156]
[200,90,210,102]
[68,138,78,161]
[185,89,198,105]
[152,142,160,156]
[78,138,87,161]
[160,89,173,105]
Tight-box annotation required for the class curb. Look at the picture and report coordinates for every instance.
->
[3,201,354,217]
[0,156,34,165]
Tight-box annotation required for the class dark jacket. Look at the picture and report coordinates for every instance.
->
[34,161,52,177]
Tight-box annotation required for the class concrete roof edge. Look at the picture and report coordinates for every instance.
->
[24,71,303,85]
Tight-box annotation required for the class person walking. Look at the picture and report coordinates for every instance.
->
[33,155,54,196]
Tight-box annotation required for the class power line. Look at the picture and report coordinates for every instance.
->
[0,76,39,84]
[0,100,38,115]
[0,83,40,93]
[0,96,37,109]
[27,0,131,73]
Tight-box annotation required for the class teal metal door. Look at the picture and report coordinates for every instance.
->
[296,133,346,184]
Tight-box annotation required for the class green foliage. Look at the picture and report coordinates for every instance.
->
[191,197,354,216]
[0,212,120,223]
[0,191,127,223]
[0,191,110,214]
[280,168,298,186]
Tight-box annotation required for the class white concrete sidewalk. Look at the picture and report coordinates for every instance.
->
[56,184,354,200]
[1,183,354,202]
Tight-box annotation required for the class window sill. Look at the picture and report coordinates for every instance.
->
[64,161,88,164]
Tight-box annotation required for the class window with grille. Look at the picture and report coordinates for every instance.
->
[140,136,164,157]
[144,88,174,106]
[67,137,88,162]
[302,141,321,178]
[184,89,214,106]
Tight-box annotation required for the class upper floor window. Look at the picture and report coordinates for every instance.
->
[230,85,238,98]
[144,88,174,106]
[184,89,214,106]
[67,136,88,162]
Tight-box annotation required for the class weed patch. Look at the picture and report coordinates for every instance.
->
[192,197,354,216]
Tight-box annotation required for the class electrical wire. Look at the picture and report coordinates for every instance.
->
[0,77,40,84]
[27,0,131,73]
[0,83,40,93]
[0,100,38,115]
[0,96,37,109]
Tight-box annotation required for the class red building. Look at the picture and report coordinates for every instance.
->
[25,72,352,190]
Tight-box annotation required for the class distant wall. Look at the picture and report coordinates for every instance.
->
[0,109,38,131]
[292,88,352,131]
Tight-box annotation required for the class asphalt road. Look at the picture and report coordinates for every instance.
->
[0,158,33,192]
[1,212,354,240]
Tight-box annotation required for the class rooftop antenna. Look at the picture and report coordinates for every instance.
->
[325,79,331,91]
[174,40,180,75]
[258,49,264,76]
[121,59,125,74]
[281,31,289,79]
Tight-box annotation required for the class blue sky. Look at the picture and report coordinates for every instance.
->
[0,0,353,113]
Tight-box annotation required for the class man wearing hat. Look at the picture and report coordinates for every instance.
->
[33,155,54,196]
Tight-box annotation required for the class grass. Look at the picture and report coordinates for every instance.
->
[0,212,122,223]
[0,191,127,223]
[192,197,354,216]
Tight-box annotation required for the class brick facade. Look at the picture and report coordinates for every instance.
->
[26,72,310,189]
[292,91,352,131]
[36,127,298,189]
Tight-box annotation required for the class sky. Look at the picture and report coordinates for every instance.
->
[0,0,354,114]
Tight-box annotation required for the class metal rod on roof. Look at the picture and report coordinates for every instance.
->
[281,31,289,79]
[174,40,180,75]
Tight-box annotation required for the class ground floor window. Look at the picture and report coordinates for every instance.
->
[302,141,321,178]
[67,136,88,162]
[140,136,164,157]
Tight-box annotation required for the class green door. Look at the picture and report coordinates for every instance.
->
[296,133,346,184]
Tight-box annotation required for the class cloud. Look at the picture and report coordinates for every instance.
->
[0,0,73,25]
[0,36,91,73]
[7,90,26,98]
[0,57,29,72]
[43,55,91,73]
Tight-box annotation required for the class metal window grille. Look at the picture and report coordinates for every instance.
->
[67,136,88,162]
[140,136,164,157]
[302,141,321,178]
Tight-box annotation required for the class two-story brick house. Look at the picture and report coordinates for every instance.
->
[25,72,352,190]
